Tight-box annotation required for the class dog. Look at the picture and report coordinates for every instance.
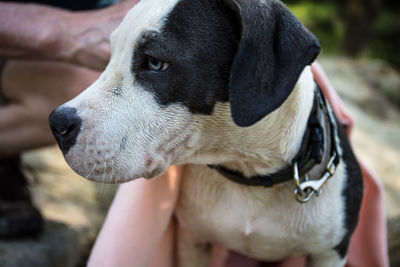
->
[49,0,363,266]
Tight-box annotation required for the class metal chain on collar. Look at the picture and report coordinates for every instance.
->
[210,86,341,202]
[293,151,338,203]
[292,86,341,203]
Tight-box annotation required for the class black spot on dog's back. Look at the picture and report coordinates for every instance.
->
[333,119,363,258]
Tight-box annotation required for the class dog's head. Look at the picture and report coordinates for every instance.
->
[49,0,320,183]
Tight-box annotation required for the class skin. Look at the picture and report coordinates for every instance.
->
[0,60,99,158]
[0,1,138,70]
[87,165,183,267]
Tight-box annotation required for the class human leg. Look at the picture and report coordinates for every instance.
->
[0,60,100,237]
[0,60,99,157]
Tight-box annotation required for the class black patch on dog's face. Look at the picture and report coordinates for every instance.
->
[131,0,240,114]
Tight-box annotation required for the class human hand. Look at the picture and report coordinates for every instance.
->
[54,0,137,70]
[0,60,100,157]
[0,0,138,71]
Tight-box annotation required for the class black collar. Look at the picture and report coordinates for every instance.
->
[209,86,340,189]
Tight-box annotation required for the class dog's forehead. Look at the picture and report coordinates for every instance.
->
[110,0,180,57]
[104,0,238,115]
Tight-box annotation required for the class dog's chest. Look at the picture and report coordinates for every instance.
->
[176,164,347,261]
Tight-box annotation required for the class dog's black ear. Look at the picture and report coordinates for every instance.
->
[223,0,320,127]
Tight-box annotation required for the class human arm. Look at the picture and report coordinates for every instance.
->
[87,166,183,267]
[0,0,138,70]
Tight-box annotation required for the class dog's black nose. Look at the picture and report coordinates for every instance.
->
[49,107,82,154]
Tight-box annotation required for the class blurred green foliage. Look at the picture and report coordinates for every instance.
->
[284,0,400,70]
[286,2,343,54]
[368,10,400,69]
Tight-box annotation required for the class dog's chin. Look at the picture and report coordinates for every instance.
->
[73,164,168,184]
[63,151,169,184]
[141,166,167,179]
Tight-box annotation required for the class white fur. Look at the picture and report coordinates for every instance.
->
[175,68,347,266]
[177,164,347,265]
[59,0,190,182]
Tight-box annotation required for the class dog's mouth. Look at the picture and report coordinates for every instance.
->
[62,138,171,183]
[60,125,195,183]
[64,150,169,184]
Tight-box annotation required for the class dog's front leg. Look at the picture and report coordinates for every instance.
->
[307,249,346,267]
[177,226,212,267]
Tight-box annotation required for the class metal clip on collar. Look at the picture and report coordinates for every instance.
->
[293,152,337,203]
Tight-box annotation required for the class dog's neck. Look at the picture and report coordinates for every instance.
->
[184,67,316,177]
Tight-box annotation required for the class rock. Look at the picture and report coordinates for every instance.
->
[1,147,118,267]
[357,60,400,108]
[0,220,79,267]
[319,57,400,122]
[388,217,400,267]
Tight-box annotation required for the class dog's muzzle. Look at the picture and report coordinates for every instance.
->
[49,107,82,154]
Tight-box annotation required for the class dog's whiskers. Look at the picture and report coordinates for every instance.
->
[102,162,108,180]
[98,162,109,198]
[85,162,97,179]
[103,163,116,197]
[98,181,113,200]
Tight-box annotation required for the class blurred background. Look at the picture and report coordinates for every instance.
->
[287,0,400,69]
[0,0,399,266]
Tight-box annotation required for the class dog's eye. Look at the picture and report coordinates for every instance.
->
[146,57,169,72]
